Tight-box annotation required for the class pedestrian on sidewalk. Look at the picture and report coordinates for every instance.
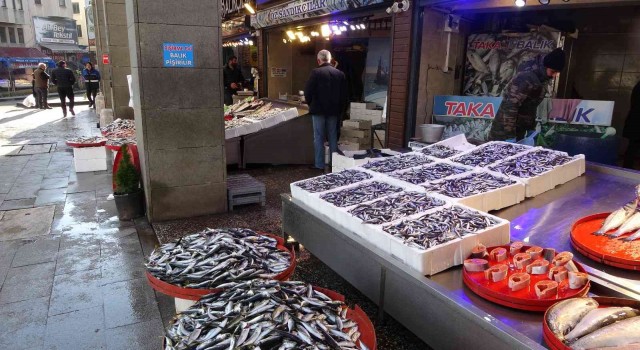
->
[33,63,52,110]
[304,50,348,170]
[51,60,76,117]
[82,62,101,109]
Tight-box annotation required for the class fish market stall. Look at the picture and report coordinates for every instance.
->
[281,161,640,349]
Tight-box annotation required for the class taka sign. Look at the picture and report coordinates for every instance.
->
[433,96,501,119]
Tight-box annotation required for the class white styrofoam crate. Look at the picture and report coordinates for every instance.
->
[290,171,380,209]
[225,128,237,140]
[73,146,107,160]
[556,154,586,185]
[74,158,108,172]
[382,159,475,189]
[449,141,533,169]
[332,149,401,170]
[422,170,526,212]
[343,119,373,130]
[350,102,376,110]
[415,134,477,160]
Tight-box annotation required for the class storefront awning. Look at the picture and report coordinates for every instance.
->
[39,43,86,53]
[0,47,56,68]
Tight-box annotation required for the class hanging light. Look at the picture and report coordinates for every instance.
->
[350,25,355,30]
[244,2,256,14]
[343,21,349,25]
[283,38,287,43]
[515,0,525,6]
[321,24,331,37]
[340,26,347,31]
[286,31,296,40]
[538,0,550,3]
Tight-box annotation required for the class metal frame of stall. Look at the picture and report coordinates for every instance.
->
[281,163,640,350]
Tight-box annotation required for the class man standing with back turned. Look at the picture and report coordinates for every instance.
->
[304,50,347,170]
[51,60,76,118]
[488,48,565,141]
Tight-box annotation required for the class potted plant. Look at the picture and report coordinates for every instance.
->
[114,143,144,220]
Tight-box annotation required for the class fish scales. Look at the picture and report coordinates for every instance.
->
[164,280,367,350]
[146,228,291,289]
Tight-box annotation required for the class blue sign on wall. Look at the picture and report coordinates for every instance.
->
[163,43,194,68]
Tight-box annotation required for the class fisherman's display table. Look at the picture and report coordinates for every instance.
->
[281,163,640,350]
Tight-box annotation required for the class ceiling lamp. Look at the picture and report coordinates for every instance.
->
[515,0,525,6]
[244,2,256,14]
[282,38,287,43]
[321,24,331,37]
[538,0,550,3]
[350,25,355,30]
[286,31,296,40]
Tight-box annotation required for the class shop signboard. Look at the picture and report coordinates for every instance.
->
[271,67,287,77]
[432,95,614,143]
[163,43,194,68]
[33,17,78,45]
[252,0,385,28]
[86,5,96,41]
[463,31,561,97]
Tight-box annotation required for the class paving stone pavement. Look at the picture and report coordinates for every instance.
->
[0,103,174,350]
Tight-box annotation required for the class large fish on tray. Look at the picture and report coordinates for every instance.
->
[547,298,599,342]
[623,228,640,242]
[594,199,637,236]
[571,316,640,350]
[564,307,639,343]
[608,212,640,239]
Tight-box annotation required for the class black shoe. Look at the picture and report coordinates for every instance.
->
[69,109,75,116]
[88,102,93,108]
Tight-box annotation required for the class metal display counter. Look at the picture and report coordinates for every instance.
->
[242,99,313,167]
[281,163,640,350]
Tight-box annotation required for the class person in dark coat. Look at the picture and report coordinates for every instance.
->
[304,50,348,170]
[623,81,640,169]
[33,63,52,109]
[489,48,566,141]
[223,56,244,106]
[82,62,101,109]
[51,61,76,117]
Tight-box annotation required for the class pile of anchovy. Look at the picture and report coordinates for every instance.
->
[420,145,462,159]
[295,170,372,193]
[66,136,107,144]
[489,149,574,178]
[383,206,500,249]
[100,118,136,138]
[451,142,529,167]
[146,228,291,289]
[361,154,432,173]
[320,181,403,207]
[423,172,516,198]
[225,118,255,130]
[106,137,137,147]
[348,192,445,225]
[390,163,469,185]
[164,280,369,350]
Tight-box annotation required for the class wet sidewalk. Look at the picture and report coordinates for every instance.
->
[0,105,172,349]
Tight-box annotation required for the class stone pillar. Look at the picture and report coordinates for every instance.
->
[93,0,112,108]
[104,0,132,119]
[126,0,227,222]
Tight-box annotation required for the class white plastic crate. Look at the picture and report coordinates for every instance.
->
[73,146,107,160]
[449,141,533,169]
[74,157,107,172]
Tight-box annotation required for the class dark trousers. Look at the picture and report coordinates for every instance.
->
[57,87,74,112]
[35,87,48,108]
[86,83,99,106]
[224,91,233,106]
[624,138,640,169]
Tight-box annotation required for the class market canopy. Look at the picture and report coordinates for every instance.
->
[0,47,56,68]
[39,43,86,53]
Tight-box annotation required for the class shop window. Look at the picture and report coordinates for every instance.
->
[72,2,79,13]
[11,0,15,9]
[77,25,82,37]
[16,0,21,10]
[0,27,6,43]
[8,27,15,43]
[59,0,65,6]
[16,27,23,43]
[34,0,40,4]
[1,0,6,8]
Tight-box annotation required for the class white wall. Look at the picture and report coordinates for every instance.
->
[72,1,88,46]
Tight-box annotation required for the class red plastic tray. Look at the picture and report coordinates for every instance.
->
[571,213,640,271]
[146,233,296,301]
[463,245,590,312]
[542,296,640,350]
[65,139,107,148]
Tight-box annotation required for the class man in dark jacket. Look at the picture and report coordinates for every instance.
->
[33,63,52,109]
[304,50,348,170]
[82,62,101,109]
[223,56,244,106]
[51,60,76,117]
[489,48,566,141]
[623,81,640,169]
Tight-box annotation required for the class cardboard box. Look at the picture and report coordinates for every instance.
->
[338,141,360,152]
[343,119,372,130]
[350,102,376,110]
[352,113,383,125]
[341,128,370,139]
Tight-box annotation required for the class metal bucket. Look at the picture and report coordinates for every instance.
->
[419,124,445,143]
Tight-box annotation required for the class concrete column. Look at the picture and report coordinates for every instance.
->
[126,0,227,222]
[104,0,132,119]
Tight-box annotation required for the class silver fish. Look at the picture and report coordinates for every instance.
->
[595,200,637,235]
[571,316,640,350]
[623,228,640,242]
[546,298,599,342]
[565,307,639,343]
[609,212,640,238]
